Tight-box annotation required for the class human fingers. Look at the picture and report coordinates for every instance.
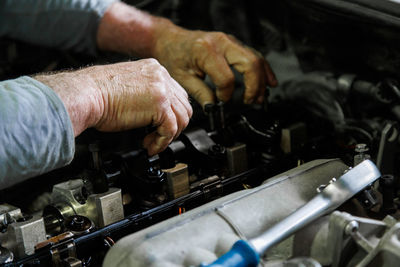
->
[238,42,278,89]
[165,74,192,134]
[256,82,267,104]
[223,44,266,104]
[254,61,278,104]
[169,77,193,118]
[170,101,189,139]
[200,52,235,103]
[143,132,171,156]
[175,74,215,108]
[143,107,178,155]
[211,34,275,104]
[263,59,278,88]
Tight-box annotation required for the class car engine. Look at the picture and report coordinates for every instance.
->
[1,0,400,266]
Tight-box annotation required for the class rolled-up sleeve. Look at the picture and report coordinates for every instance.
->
[0,0,117,55]
[0,76,75,190]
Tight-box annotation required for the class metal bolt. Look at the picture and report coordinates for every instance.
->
[65,215,92,233]
[317,178,336,193]
[316,184,327,193]
[209,144,226,156]
[148,166,160,176]
[345,220,359,235]
[0,247,14,263]
[72,216,84,226]
[355,144,369,153]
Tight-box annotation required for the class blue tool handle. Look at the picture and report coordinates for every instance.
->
[200,240,260,267]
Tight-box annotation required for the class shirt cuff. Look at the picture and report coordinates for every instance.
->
[0,76,75,189]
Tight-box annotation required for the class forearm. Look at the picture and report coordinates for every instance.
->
[95,2,277,107]
[96,1,177,58]
[34,69,104,137]
[37,60,192,156]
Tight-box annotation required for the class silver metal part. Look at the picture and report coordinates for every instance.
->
[354,143,371,166]
[281,122,307,154]
[226,143,248,176]
[261,257,322,267]
[337,74,356,93]
[103,159,349,267]
[90,188,124,227]
[51,240,81,267]
[51,179,87,219]
[49,180,124,228]
[250,160,380,255]
[0,204,23,228]
[1,204,46,258]
[0,246,13,264]
[163,163,190,199]
[63,257,83,267]
[344,220,359,235]
[355,144,369,153]
[376,122,399,173]
[1,215,46,258]
[324,211,400,267]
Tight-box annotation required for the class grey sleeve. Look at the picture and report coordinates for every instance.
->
[0,0,117,55]
[0,76,75,190]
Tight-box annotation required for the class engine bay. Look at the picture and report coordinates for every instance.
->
[2,0,400,266]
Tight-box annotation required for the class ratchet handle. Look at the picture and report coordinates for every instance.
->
[200,240,259,267]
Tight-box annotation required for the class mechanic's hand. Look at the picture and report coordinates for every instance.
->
[93,59,192,155]
[97,2,277,107]
[35,59,192,155]
[152,26,278,107]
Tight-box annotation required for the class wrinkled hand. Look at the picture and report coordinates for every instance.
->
[35,59,192,155]
[93,59,192,155]
[97,2,277,107]
[153,27,278,107]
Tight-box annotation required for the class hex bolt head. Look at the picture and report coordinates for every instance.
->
[345,220,359,235]
[355,144,369,153]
